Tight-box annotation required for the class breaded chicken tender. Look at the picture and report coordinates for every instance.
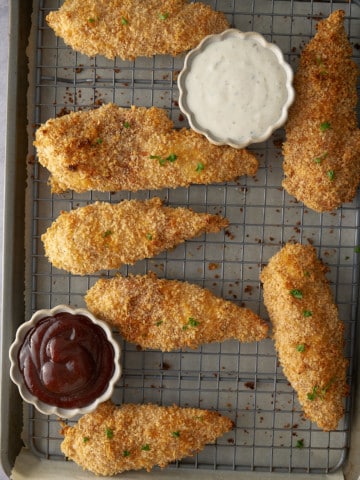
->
[282,10,360,212]
[34,104,258,194]
[260,243,348,431]
[47,0,229,60]
[41,197,228,275]
[61,401,233,476]
[85,272,268,351]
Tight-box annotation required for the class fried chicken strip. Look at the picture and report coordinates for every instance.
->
[85,272,268,351]
[41,197,228,275]
[46,0,229,60]
[61,401,233,476]
[34,104,258,194]
[260,243,348,431]
[282,10,360,212]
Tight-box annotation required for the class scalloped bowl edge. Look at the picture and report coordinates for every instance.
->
[178,29,295,149]
[9,304,121,418]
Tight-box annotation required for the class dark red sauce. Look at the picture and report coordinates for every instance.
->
[18,312,115,409]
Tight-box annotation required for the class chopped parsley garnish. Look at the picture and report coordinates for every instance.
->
[303,310,312,318]
[290,289,303,299]
[102,230,113,238]
[146,233,153,240]
[106,427,114,439]
[188,317,199,327]
[123,450,130,457]
[320,121,331,132]
[141,444,151,451]
[327,170,335,181]
[150,153,177,166]
[159,12,169,20]
[121,16,129,25]
[96,137,103,144]
[172,431,180,438]
[156,320,163,327]
[123,121,130,128]
[296,344,306,352]
[295,439,304,449]
[183,317,200,330]
[313,152,328,164]
[307,378,335,401]
[88,17,97,23]
[83,436,90,443]
[196,162,205,172]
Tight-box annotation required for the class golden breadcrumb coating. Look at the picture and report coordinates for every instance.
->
[61,401,233,476]
[46,0,229,60]
[41,197,228,275]
[282,10,360,212]
[85,272,268,351]
[34,104,258,194]
[260,243,348,431]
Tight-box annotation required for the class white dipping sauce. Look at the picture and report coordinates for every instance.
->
[183,34,289,144]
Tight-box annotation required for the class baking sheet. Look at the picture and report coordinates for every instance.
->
[7,0,360,477]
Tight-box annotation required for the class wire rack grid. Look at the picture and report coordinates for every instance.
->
[26,0,360,475]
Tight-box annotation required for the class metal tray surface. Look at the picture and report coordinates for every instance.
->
[14,0,360,476]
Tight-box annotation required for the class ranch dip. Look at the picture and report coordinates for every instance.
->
[182,32,290,145]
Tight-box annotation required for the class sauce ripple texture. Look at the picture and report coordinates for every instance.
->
[18,313,115,408]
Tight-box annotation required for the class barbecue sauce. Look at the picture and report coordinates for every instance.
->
[18,312,115,409]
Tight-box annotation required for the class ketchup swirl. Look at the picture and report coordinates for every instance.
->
[18,312,115,409]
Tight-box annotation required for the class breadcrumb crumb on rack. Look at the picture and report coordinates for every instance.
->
[60,401,233,476]
[260,243,348,431]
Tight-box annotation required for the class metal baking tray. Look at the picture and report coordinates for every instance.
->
[2,0,360,478]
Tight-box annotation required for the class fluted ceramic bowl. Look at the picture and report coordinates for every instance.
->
[9,304,121,418]
[178,28,295,149]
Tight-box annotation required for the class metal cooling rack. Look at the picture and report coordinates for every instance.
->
[26,0,360,474]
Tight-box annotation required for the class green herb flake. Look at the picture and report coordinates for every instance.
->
[123,450,130,457]
[106,427,114,439]
[188,317,200,327]
[141,444,151,451]
[307,379,335,402]
[196,162,205,172]
[146,233,153,240]
[123,121,130,128]
[166,153,177,162]
[327,170,335,181]
[88,17,96,23]
[303,310,312,318]
[159,12,169,20]
[295,439,304,449]
[121,16,129,25]
[290,289,303,299]
[320,121,331,132]
[156,320,163,327]
[172,431,180,438]
[83,436,90,444]
[102,230,113,238]
[296,344,306,353]
[313,151,328,164]
[96,137,103,144]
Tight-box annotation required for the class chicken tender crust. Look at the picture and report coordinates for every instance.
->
[47,0,229,60]
[61,401,233,476]
[34,104,258,194]
[260,243,348,431]
[41,198,228,275]
[282,10,360,212]
[85,273,268,351]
